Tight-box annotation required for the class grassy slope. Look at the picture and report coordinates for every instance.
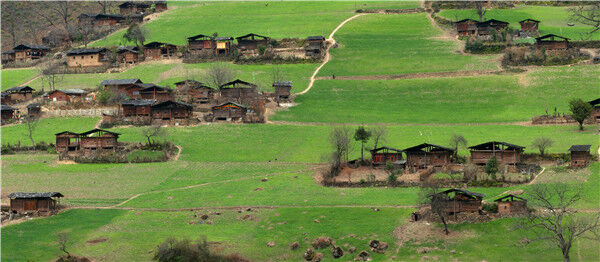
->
[1,68,38,90]
[438,5,600,41]
[274,65,600,123]
[319,13,499,77]
[91,1,420,47]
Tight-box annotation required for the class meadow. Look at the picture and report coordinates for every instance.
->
[318,13,500,77]
[1,68,38,90]
[438,5,600,41]
[91,1,420,47]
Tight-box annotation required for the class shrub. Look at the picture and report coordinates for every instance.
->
[154,237,243,262]
[482,202,498,213]
[387,172,398,185]
[485,157,499,179]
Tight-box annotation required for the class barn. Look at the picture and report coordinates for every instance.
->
[455,18,478,36]
[151,100,193,124]
[187,34,214,54]
[117,46,140,64]
[588,98,600,123]
[476,19,509,36]
[8,192,64,216]
[404,143,455,170]
[2,86,34,104]
[66,48,109,67]
[48,89,89,102]
[121,99,156,117]
[305,36,326,57]
[468,141,524,165]
[370,146,404,166]
[119,1,150,15]
[431,189,485,215]
[55,131,81,153]
[12,44,50,62]
[219,79,259,101]
[1,105,17,121]
[495,194,528,215]
[211,102,248,121]
[236,33,270,54]
[143,42,177,60]
[94,14,127,26]
[273,81,292,101]
[519,19,540,36]
[79,129,120,153]
[568,145,591,168]
[175,80,215,103]
[139,84,174,101]
[100,78,144,98]
[535,34,569,50]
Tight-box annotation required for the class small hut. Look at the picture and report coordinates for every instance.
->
[1,105,17,121]
[476,19,509,36]
[404,143,455,170]
[455,18,478,36]
[121,99,155,117]
[139,84,174,101]
[48,89,88,102]
[119,1,150,15]
[2,86,34,103]
[78,129,120,153]
[187,34,214,54]
[370,147,404,166]
[211,102,247,121]
[431,189,485,215]
[214,37,233,55]
[588,98,600,123]
[495,194,528,215]
[468,141,525,165]
[151,100,193,124]
[27,103,42,117]
[519,19,540,35]
[535,34,569,50]
[236,33,270,54]
[568,145,591,168]
[175,80,214,103]
[8,192,63,215]
[94,14,127,26]
[143,42,177,60]
[66,48,108,67]
[305,36,326,57]
[273,81,292,101]
[2,50,15,63]
[55,131,81,153]
[13,44,50,62]
[100,79,144,98]
[117,46,140,64]
[219,79,259,101]
[155,0,168,12]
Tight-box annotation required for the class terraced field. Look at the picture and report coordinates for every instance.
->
[1,68,38,90]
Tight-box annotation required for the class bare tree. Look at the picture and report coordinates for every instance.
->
[142,125,167,145]
[205,63,236,89]
[39,62,64,91]
[23,115,39,146]
[569,3,600,36]
[329,126,353,164]
[449,134,467,152]
[97,0,115,14]
[35,1,75,43]
[519,184,600,262]
[1,2,25,47]
[57,232,71,258]
[475,1,487,22]
[72,19,97,48]
[532,137,554,157]
[420,180,450,235]
[370,126,388,150]
[271,66,286,83]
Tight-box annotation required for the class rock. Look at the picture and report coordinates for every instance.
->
[450,250,456,254]
[369,240,388,253]
[246,208,252,212]
[290,241,300,250]
[355,251,370,261]
[313,253,323,262]
[254,187,264,191]
[200,214,209,220]
[314,219,320,223]
[261,178,269,182]
[312,236,334,249]
[266,241,275,247]
[188,221,194,225]
[304,249,315,261]
[372,208,380,212]
[214,212,222,215]
[417,247,431,254]
[331,245,344,258]
[348,247,356,253]
[205,220,213,225]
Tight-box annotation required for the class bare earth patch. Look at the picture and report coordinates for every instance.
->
[86,237,108,245]
[394,221,476,247]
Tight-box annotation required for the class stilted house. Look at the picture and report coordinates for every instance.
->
[495,194,528,215]
[139,84,174,101]
[175,80,214,103]
[404,143,455,170]
[236,33,270,54]
[305,36,326,57]
[155,1,168,12]
[55,131,81,154]
[79,129,120,153]
[535,34,569,50]
[211,102,247,121]
[1,105,17,121]
[214,37,234,55]
[66,48,109,67]
[8,192,63,215]
[370,147,404,165]
[455,18,478,36]
[187,34,214,54]
[117,46,140,64]
[121,99,155,117]
[568,145,591,168]
[588,98,600,123]
[143,42,177,59]
[48,89,89,102]
[27,103,42,117]
[151,100,193,124]
[100,79,144,98]
[2,50,15,63]
[2,86,34,104]
[119,1,150,15]
[219,79,259,102]
[468,141,524,165]
[476,19,509,36]
[431,189,485,215]
[13,44,50,62]
[273,81,292,101]
[519,19,540,36]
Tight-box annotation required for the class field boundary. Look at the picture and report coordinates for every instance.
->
[313,69,504,80]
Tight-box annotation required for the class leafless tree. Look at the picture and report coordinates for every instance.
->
[475,1,487,22]
[420,180,450,235]
[519,184,600,262]
[370,126,388,150]
[40,61,64,91]
[97,0,115,14]
[532,137,554,157]
[271,66,286,83]
[1,2,25,47]
[23,115,39,146]
[449,134,467,152]
[329,126,353,164]
[204,63,236,89]
[142,125,167,145]
[72,19,97,48]
[57,232,71,258]
[35,1,76,43]
[569,3,600,36]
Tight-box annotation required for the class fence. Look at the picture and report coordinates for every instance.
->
[46,108,118,117]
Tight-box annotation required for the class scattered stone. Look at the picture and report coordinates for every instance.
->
[200,214,209,220]
[167,196,174,199]
[135,212,141,215]
[254,188,264,191]
[290,241,300,250]
[304,249,315,261]
[450,250,456,254]
[368,240,388,253]
[417,247,431,254]
[267,226,274,230]
[237,210,242,213]
[343,243,349,248]
[372,208,380,212]
[331,245,344,258]
[266,241,275,247]
[188,221,194,225]
[246,208,252,212]
[294,176,298,178]
[355,251,370,261]
[313,252,323,262]
[214,212,222,215]
[348,247,356,253]
[312,236,334,249]
[314,219,320,223]
[261,178,269,182]
[205,220,213,225]
[226,195,233,198]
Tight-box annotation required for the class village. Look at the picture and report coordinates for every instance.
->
[1,1,599,262]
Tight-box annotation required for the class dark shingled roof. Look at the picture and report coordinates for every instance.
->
[67,48,107,55]
[236,33,269,40]
[536,34,569,41]
[494,194,527,202]
[174,79,202,85]
[79,128,120,137]
[589,98,600,107]
[27,103,42,109]
[119,1,150,8]
[3,86,34,93]
[469,141,525,150]
[13,44,50,51]
[96,13,126,20]
[55,131,80,136]
[8,192,64,199]
[151,100,193,109]
[212,101,247,109]
[307,36,325,41]
[371,146,403,153]
[479,19,509,25]
[273,81,293,87]
[568,145,591,152]
[53,89,88,95]
[220,79,257,88]
[1,105,17,111]
[519,18,540,23]
[214,37,233,41]
[404,143,455,153]
[188,34,213,40]
[117,46,139,53]
[440,188,485,199]
[3,50,15,54]
[455,18,478,23]
[101,79,143,86]
[121,99,156,106]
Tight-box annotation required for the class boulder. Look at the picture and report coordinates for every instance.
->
[313,252,323,262]
[304,249,315,261]
[331,245,344,258]
[348,247,357,253]
[290,241,300,250]
[354,251,370,261]
[312,236,333,249]
[266,241,275,247]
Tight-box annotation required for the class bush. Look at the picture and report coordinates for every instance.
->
[154,237,245,262]
[482,202,498,213]
[387,172,398,185]
[485,157,499,178]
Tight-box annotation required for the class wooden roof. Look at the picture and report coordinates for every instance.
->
[212,101,247,110]
[151,100,193,109]
[236,33,269,41]
[519,18,540,23]
[100,79,143,86]
[8,192,63,199]
[13,44,50,51]
[371,146,403,153]
[188,34,213,41]
[494,194,527,202]
[469,141,525,151]
[403,143,455,153]
[219,79,257,89]
[79,128,120,137]
[568,145,591,152]
[3,86,34,93]
[440,188,485,199]
[66,48,107,55]
[536,34,569,41]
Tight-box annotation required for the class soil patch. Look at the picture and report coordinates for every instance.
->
[86,237,108,245]
[394,220,476,247]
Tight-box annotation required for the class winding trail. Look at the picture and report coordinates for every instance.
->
[296,14,365,95]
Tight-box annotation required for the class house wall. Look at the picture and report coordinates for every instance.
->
[591,108,600,123]
[571,151,591,167]
[140,91,173,101]
[537,41,568,50]
[122,105,151,117]
[80,136,118,151]
[49,91,71,102]
[406,151,452,168]
[145,48,162,59]
[470,150,521,165]
[118,52,138,63]
[6,93,32,103]
[220,87,258,100]
[155,3,167,11]
[274,86,291,99]
[456,22,477,36]
[372,152,402,165]
[212,107,246,120]
[10,198,56,213]
[67,53,104,67]
[521,22,538,33]
[1,110,15,120]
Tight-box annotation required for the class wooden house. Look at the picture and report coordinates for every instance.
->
[476,19,509,36]
[214,37,234,55]
[119,1,150,15]
[236,33,270,54]
[151,100,193,124]
[455,18,478,36]
[175,80,214,103]
[1,105,17,121]
[139,84,174,101]
[431,189,485,215]
[535,34,569,50]
[48,89,88,102]
[589,98,600,123]
[568,145,591,168]
[13,44,50,62]
[155,1,168,12]
[8,192,63,215]
[370,147,404,165]
[100,78,144,98]
[2,86,34,104]
[117,46,140,64]
[94,14,128,26]
[2,50,15,63]
[143,42,177,60]
[519,19,540,35]
[27,103,42,117]
[121,99,155,117]
[77,13,97,25]
[495,194,528,215]
[66,48,108,67]
[187,34,214,54]
[273,81,292,101]
[305,36,326,57]
[211,102,247,121]
[79,129,120,153]
[55,131,81,153]
[219,79,259,101]
[404,143,455,170]
[468,141,524,165]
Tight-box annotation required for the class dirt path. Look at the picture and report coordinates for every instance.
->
[267,120,533,126]
[172,145,182,161]
[526,167,546,185]
[314,69,503,81]
[296,14,365,95]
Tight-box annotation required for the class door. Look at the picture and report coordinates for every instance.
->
[24,200,36,211]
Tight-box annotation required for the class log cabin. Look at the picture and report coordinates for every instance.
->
[211,102,248,121]
[495,194,528,215]
[151,100,193,124]
[305,36,326,57]
[2,50,15,63]
[175,80,215,103]
[2,86,34,104]
[370,147,404,166]
[117,46,141,64]
[404,143,455,170]
[1,105,17,121]
[519,19,540,36]
[79,129,120,153]
[236,33,269,54]
[219,79,259,102]
[187,34,214,54]
[273,81,292,101]
[568,145,591,168]
[66,48,109,67]
[27,103,42,117]
[476,19,509,36]
[468,141,524,165]
[139,84,174,101]
[12,44,50,62]
[155,1,168,12]
[121,99,155,117]
[455,18,478,36]
[535,34,569,50]
[48,89,89,102]
[588,98,600,123]
[100,78,144,98]
[431,189,485,215]
[8,192,63,215]
[143,42,177,60]
[119,1,150,15]
[55,131,81,154]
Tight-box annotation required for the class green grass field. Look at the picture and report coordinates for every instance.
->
[91,1,420,47]
[438,5,600,41]
[319,13,500,77]
[1,68,38,90]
